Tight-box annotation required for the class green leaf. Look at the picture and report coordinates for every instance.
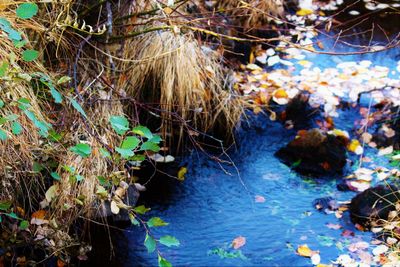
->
[99,148,111,159]
[6,114,19,121]
[0,129,8,141]
[0,18,22,41]
[147,217,168,228]
[159,235,180,247]
[158,255,172,267]
[144,233,156,253]
[69,143,91,158]
[69,98,87,118]
[132,126,153,139]
[33,162,44,173]
[50,87,63,104]
[133,205,150,215]
[109,116,129,135]
[17,98,31,110]
[75,175,84,182]
[121,136,140,150]
[13,39,27,48]
[115,147,134,159]
[0,100,4,108]
[141,141,160,152]
[23,110,51,137]
[11,121,23,135]
[22,49,39,62]
[97,176,109,186]
[57,76,71,85]
[0,61,9,77]
[0,201,12,211]
[149,135,162,144]
[116,136,140,159]
[51,172,61,181]
[16,3,39,19]
[5,212,19,220]
[129,213,140,226]
[19,220,29,230]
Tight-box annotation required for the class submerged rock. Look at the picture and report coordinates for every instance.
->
[275,129,347,176]
[350,184,400,228]
[313,197,339,213]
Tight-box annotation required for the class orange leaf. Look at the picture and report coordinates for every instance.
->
[232,236,246,250]
[273,89,288,99]
[31,210,46,220]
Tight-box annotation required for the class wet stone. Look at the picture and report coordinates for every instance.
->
[281,92,320,130]
[350,184,400,228]
[275,128,347,176]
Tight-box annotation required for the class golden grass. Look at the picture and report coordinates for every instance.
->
[118,27,243,145]
[218,0,284,28]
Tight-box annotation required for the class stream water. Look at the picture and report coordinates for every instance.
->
[108,2,400,267]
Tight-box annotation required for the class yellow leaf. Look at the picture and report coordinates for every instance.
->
[296,9,313,16]
[297,244,313,257]
[348,139,361,153]
[177,167,187,181]
[316,264,330,267]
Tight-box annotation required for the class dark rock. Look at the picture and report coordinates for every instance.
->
[282,93,319,129]
[275,128,347,176]
[350,184,400,228]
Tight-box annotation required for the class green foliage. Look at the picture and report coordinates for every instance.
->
[16,3,39,19]
[69,143,92,158]
[144,233,156,253]
[158,255,173,267]
[147,217,169,228]
[133,205,151,215]
[159,236,180,247]
[69,98,87,118]
[22,49,39,62]
[0,18,22,41]
[110,115,130,135]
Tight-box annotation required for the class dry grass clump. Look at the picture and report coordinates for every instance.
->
[218,0,284,28]
[119,27,243,144]
[53,101,126,222]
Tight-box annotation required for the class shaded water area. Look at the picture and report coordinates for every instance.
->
[105,2,400,266]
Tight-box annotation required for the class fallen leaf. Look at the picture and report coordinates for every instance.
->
[177,167,187,181]
[297,244,315,257]
[326,223,342,230]
[255,195,266,203]
[232,236,246,250]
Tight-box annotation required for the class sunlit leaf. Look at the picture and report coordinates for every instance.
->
[132,126,153,139]
[11,121,23,135]
[69,143,91,158]
[147,217,168,227]
[133,205,150,215]
[158,255,172,267]
[16,3,39,19]
[159,235,180,247]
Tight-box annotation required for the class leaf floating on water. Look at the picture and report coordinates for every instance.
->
[177,167,187,181]
[232,236,246,250]
[326,223,342,230]
[255,195,266,203]
[297,244,315,257]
